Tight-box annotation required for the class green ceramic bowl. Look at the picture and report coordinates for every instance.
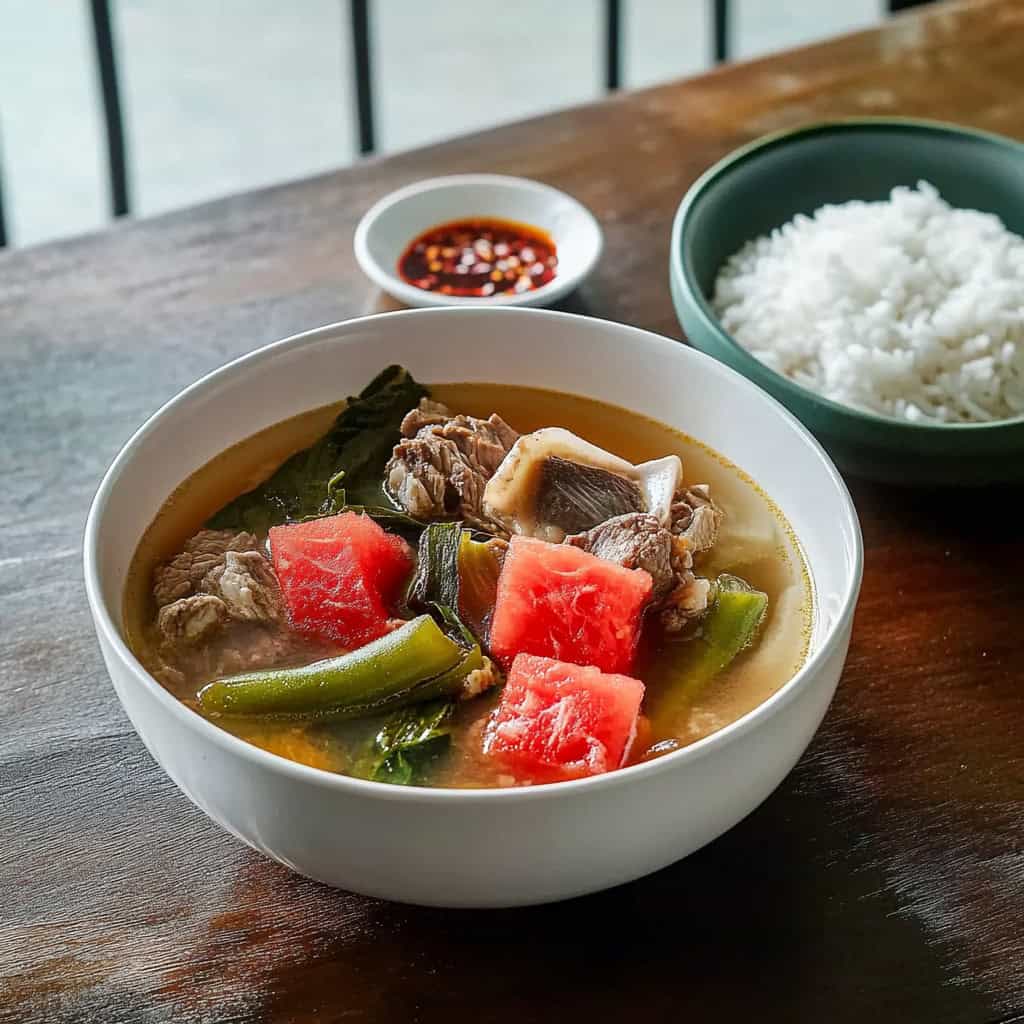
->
[670,118,1024,485]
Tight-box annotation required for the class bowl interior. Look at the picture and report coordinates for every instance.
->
[683,121,1024,305]
[92,310,859,725]
[362,177,600,289]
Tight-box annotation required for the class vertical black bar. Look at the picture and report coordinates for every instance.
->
[350,0,375,154]
[90,0,130,217]
[0,127,7,248]
[605,0,622,91]
[713,0,729,63]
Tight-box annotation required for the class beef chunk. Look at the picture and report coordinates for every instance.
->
[658,527,714,632]
[659,574,714,633]
[386,437,456,521]
[565,513,674,598]
[212,627,321,677]
[151,660,186,691]
[386,399,519,530]
[156,620,332,691]
[565,511,713,630]
[400,398,455,436]
[442,413,519,475]
[670,485,723,554]
[152,529,259,607]
[151,527,329,694]
[460,655,500,701]
[157,594,229,645]
[154,530,284,659]
[203,549,282,624]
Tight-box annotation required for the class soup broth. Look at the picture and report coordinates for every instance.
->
[125,382,812,788]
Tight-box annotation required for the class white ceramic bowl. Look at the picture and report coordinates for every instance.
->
[353,174,603,308]
[84,308,862,908]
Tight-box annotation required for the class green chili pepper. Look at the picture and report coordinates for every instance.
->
[197,614,476,719]
[648,574,768,728]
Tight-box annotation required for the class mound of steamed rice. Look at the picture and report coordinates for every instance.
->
[711,182,1024,424]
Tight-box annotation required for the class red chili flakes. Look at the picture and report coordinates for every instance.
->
[398,218,557,297]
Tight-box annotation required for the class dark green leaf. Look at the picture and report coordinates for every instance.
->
[352,700,455,786]
[408,522,462,611]
[296,471,424,536]
[428,601,478,652]
[371,750,416,786]
[344,504,426,537]
[406,523,492,650]
[374,699,454,752]
[208,364,428,535]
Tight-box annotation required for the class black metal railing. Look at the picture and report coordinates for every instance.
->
[0,0,935,248]
[0,127,7,247]
[90,0,130,219]
[605,0,622,91]
[350,0,375,156]
[713,0,730,65]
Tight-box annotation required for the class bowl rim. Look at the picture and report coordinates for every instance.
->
[84,306,863,804]
[670,116,1024,434]
[353,173,603,309]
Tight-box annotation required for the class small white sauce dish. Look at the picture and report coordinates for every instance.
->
[85,308,862,908]
[353,174,603,308]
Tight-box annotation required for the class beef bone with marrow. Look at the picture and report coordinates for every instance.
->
[482,427,682,543]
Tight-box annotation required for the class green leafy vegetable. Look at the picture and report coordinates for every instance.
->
[197,614,480,720]
[337,502,424,535]
[647,574,768,730]
[208,364,428,535]
[307,469,424,535]
[429,599,478,651]
[408,522,462,611]
[407,523,505,646]
[352,700,455,785]
[456,531,504,641]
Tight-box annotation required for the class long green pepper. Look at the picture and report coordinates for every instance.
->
[197,614,479,719]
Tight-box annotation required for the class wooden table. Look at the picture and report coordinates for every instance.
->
[3,1,1023,1020]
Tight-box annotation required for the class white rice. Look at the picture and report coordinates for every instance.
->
[711,181,1024,423]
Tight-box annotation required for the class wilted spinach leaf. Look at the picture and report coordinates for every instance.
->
[299,469,424,537]
[407,522,462,612]
[353,700,455,785]
[208,364,428,535]
[407,523,503,649]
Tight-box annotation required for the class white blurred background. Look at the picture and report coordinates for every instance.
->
[0,0,885,247]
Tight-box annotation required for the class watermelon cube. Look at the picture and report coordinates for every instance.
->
[484,653,645,781]
[489,535,652,674]
[269,512,413,647]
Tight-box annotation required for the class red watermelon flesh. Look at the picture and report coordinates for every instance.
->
[489,535,652,675]
[269,512,413,647]
[484,653,645,781]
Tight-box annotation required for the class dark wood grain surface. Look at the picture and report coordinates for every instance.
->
[2,2,1023,1021]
